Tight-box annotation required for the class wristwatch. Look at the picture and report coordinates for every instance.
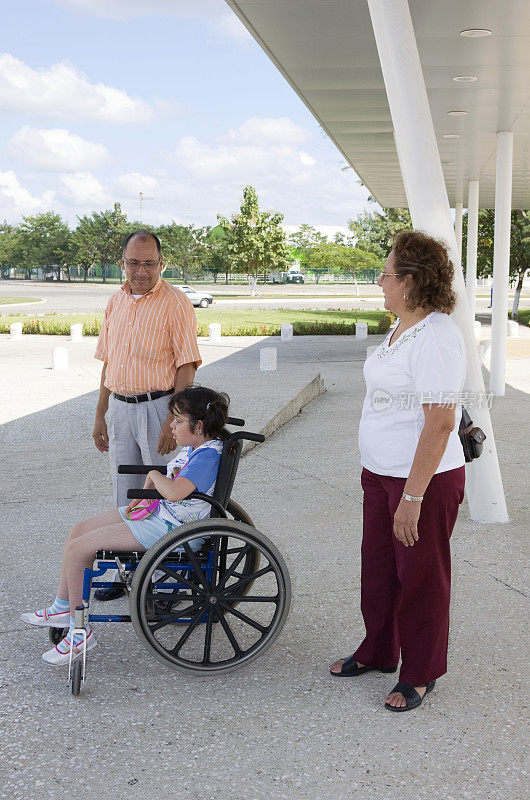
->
[402,492,423,502]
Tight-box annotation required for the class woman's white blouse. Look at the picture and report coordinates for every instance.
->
[359,311,466,478]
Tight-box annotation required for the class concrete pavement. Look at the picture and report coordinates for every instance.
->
[0,330,528,800]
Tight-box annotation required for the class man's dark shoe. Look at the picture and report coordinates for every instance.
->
[94,586,126,601]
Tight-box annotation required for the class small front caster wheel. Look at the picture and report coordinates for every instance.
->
[71,659,83,696]
[49,627,68,645]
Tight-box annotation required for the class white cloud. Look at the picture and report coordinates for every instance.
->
[7,126,109,172]
[0,54,155,124]
[57,172,109,205]
[115,172,159,198]
[167,117,370,226]
[212,11,253,45]
[299,151,316,167]
[223,117,309,147]
[0,171,54,214]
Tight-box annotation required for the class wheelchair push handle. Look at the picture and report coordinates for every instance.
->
[227,416,245,427]
[228,431,265,444]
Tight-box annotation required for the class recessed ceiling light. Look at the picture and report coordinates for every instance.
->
[443,134,460,139]
[447,110,468,116]
[460,29,492,37]
[453,75,478,82]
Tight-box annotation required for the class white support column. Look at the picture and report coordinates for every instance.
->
[454,202,463,266]
[466,180,480,322]
[489,132,514,397]
[367,0,508,523]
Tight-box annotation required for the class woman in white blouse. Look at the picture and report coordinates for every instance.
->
[330,230,467,712]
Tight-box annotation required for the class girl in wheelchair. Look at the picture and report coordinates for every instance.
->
[21,386,230,666]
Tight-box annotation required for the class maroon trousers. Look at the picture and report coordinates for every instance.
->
[353,466,465,685]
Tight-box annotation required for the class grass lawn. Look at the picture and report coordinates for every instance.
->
[0,308,393,336]
[0,297,40,305]
[516,309,530,327]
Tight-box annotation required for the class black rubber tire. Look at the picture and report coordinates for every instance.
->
[130,519,291,675]
[49,627,68,645]
[71,659,82,696]
[199,298,209,308]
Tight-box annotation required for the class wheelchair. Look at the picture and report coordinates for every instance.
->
[52,417,292,695]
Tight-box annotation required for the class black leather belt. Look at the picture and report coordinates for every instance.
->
[112,389,174,404]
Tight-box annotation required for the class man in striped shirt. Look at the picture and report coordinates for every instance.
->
[93,228,202,520]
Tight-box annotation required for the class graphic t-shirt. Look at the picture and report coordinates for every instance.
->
[156,439,223,524]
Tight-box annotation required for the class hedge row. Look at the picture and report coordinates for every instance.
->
[0,312,393,337]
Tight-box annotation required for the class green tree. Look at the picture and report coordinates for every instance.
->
[307,242,382,292]
[289,224,327,266]
[11,212,70,280]
[205,224,233,284]
[218,186,290,295]
[348,207,412,258]
[157,223,208,282]
[73,203,130,282]
[462,208,530,318]
[0,222,18,278]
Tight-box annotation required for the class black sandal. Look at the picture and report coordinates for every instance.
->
[330,654,398,678]
[384,680,436,711]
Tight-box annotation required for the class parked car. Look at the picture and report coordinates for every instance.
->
[176,285,214,308]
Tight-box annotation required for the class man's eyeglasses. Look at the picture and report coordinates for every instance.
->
[124,258,161,270]
[379,271,397,280]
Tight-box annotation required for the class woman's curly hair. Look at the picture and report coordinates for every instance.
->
[392,230,457,314]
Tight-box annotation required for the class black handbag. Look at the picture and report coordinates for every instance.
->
[458,407,486,462]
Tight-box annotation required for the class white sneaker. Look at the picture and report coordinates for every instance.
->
[21,609,70,628]
[41,630,97,666]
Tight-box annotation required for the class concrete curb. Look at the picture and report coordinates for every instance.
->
[242,372,326,455]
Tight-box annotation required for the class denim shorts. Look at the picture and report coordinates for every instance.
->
[118,506,176,550]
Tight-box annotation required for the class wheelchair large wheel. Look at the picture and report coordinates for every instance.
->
[130,519,291,675]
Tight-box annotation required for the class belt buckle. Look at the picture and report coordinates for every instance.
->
[132,395,140,403]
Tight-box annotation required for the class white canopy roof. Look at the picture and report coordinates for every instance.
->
[226,0,530,209]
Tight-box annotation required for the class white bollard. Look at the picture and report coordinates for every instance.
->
[10,322,22,340]
[474,320,482,339]
[366,345,377,357]
[507,320,519,338]
[52,347,69,371]
[70,323,83,342]
[208,323,221,343]
[356,321,368,340]
[281,323,293,341]
[260,347,277,371]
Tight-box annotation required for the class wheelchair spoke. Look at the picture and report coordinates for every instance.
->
[216,544,251,590]
[146,591,200,603]
[148,599,204,632]
[157,564,207,595]
[182,542,210,591]
[215,609,243,657]
[202,608,214,665]
[169,607,205,655]
[220,595,279,603]
[218,600,268,633]
[222,564,273,593]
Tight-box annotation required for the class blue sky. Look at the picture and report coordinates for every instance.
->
[0,0,372,235]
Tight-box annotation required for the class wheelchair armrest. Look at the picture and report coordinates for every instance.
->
[118,465,166,475]
[126,489,227,517]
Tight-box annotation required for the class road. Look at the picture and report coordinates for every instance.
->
[0,279,527,314]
